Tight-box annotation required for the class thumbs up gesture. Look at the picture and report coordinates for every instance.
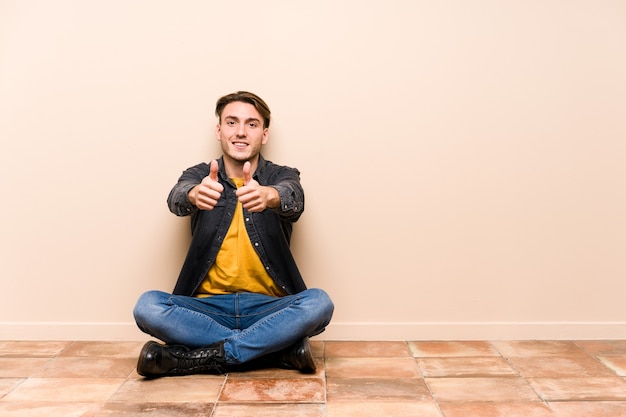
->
[243,161,253,186]
[236,161,280,212]
[188,160,224,210]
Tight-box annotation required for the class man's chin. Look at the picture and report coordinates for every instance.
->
[225,153,257,164]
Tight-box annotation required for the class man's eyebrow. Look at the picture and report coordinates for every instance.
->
[224,115,261,124]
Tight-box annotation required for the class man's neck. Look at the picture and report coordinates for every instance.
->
[223,155,259,178]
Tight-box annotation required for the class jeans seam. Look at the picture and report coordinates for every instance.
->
[174,296,234,318]
[232,298,299,341]
[169,297,234,334]
[238,295,298,318]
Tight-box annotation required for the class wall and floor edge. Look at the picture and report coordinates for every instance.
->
[2,322,626,341]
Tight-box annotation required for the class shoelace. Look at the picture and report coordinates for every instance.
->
[173,348,224,373]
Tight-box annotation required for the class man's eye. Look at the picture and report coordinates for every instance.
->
[248,123,258,128]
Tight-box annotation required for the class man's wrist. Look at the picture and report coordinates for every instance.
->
[187,185,199,206]
[265,186,281,209]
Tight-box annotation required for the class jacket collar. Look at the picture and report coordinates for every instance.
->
[217,154,268,183]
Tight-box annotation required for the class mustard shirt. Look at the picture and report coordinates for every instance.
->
[195,178,286,297]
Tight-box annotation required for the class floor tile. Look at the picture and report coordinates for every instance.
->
[213,403,326,417]
[418,357,517,377]
[529,377,626,401]
[0,358,50,378]
[491,341,584,357]
[0,341,72,358]
[227,358,324,379]
[219,378,325,403]
[310,340,324,358]
[95,401,213,417]
[0,401,102,417]
[409,341,500,357]
[325,357,420,379]
[29,356,137,378]
[59,341,144,358]
[327,377,431,401]
[325,341,411,357]
[598,356,626,376]
[2,377,125,402]
[326,401,442,417]
[439,401,555,417]
[0,378,24,397]
[110,377,224,403]
[577,340,626,355]
[507,354,617,378]
[426,377,540,402]
[549,401,626,417]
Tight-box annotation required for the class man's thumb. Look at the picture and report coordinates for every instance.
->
[243,161,252,185]
[209,160,219,182]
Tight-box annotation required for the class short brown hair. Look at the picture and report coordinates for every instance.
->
[215,91,271,128]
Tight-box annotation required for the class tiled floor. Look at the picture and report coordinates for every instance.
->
[2,340,626,416]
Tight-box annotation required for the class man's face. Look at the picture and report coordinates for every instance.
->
[216,101,268,165]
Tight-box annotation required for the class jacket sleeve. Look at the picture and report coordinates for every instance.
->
[167,163,210,217]
[267,165,305,223]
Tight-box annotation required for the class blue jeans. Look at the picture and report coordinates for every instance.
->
[133,288,334,365]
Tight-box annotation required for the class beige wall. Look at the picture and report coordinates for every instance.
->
[1,0,625,341]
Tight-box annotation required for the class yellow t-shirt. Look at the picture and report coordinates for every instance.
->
[195,178,286,298]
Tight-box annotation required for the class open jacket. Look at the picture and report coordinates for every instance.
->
[166,155,307,296]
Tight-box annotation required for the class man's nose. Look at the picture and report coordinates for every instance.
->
[237,124,246,137]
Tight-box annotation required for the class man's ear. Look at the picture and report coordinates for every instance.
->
[215,124,221,141]
[261,127,269,145]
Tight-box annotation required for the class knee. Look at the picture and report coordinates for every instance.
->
[303,288,334,319]
[299,288,334,336]
[133,290,168,327]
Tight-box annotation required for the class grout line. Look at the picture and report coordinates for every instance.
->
[209,372,229,417]
[490,341,552,406]
[574,340,625,379]
[57,341,75,357]
[411,341,446,417]
[321,342,328,406]
[421,375,445,417]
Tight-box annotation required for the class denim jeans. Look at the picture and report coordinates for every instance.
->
[133,288,334,365]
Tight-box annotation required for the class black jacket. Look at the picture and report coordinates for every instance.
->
[167,155,307,296]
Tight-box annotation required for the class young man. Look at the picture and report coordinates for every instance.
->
[133,91,334,377]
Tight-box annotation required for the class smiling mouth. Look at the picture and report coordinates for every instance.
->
[233,142,248,149]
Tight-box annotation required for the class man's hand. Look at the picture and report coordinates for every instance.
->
[236,161,280,212]
[188,160,224,210]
